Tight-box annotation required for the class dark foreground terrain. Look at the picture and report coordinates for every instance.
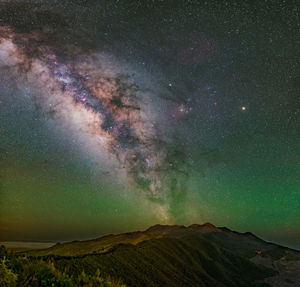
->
[1,223,299,286]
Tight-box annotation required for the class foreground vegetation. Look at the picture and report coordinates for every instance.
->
[0,245,125,287]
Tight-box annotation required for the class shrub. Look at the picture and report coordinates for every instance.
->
[0,257,18,287]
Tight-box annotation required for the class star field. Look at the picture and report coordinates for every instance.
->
[0,0,299,249]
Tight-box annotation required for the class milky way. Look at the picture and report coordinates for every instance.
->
[1,1,299,248]
[0,22,181,209]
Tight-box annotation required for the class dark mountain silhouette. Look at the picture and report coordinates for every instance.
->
[14,223,300,286]
[15,223,299,286]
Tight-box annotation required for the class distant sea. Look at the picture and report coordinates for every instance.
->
[0,241,56,251]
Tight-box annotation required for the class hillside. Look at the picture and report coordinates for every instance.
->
[48,236,274,287]
[26,223,298,260]
[2,223,300,286]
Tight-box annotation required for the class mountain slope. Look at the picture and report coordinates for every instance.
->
[26,223,299,259]
[20,223,300,286]
[36,236,274,287]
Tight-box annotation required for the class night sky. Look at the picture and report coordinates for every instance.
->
[0,0,299,249]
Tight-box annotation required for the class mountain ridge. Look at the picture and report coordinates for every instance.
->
[4,223,300,286]
[24,223,299,257]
